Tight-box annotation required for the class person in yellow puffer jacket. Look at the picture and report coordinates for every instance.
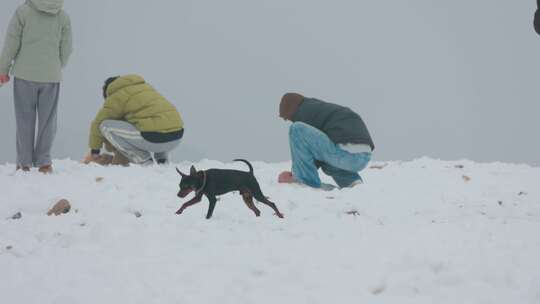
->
[85,75,184,165]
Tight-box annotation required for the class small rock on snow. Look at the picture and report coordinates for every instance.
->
[47,199,71,216]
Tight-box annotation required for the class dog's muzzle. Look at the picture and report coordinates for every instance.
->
[178,188,193,198]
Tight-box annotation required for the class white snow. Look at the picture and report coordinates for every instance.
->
[0,158,539,303]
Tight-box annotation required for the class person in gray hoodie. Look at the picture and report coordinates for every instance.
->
[0,0,72,174]
[278,93,375,190]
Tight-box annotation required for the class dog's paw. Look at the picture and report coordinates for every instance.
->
[175,209,183,215]
[275,213,285,219]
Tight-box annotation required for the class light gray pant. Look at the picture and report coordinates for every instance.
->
[13,78,60,167]
[100,120,181,164]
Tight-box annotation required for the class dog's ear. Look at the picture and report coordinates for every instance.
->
[190,165,197,176]
[176,167,187,177]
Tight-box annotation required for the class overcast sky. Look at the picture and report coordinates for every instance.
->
[0,0,539,165]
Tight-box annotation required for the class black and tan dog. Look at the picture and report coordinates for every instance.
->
[176,159,284,219]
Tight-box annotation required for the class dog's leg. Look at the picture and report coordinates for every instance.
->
[206,195,218,219]
[251,182,284,218]
[254,193,284,218]
[241,192,261,217]
[176,195,202,215]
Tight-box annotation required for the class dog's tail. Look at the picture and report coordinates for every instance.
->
[234,159,254,175]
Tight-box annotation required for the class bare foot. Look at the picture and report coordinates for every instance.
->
[278,171,295,184]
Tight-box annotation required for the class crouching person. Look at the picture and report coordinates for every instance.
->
[85,75,184,166]
[278,93,374,190]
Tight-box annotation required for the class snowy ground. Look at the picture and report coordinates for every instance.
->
[0,158,539,304]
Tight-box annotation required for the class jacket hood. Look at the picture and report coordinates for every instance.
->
[27,0,64,14]
[279,93,305,120]
[107,75,146,97]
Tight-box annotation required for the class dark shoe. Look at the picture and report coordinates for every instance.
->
[38,165,53,174]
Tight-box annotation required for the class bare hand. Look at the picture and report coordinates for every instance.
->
[0,74,10,84]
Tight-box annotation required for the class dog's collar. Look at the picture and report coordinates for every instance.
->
[195,171,207,196]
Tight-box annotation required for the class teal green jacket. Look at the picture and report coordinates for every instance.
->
[0,0,72,83]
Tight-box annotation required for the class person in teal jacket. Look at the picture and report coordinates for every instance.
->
[0,0,72,174]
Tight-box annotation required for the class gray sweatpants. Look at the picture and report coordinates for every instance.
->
[99,120,181,164]
[13,78,60,167]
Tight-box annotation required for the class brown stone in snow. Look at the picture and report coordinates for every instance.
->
[47,199,71,216]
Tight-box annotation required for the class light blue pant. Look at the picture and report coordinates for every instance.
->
[289,122,371,188]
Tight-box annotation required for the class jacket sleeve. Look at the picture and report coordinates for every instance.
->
[89,95,126,150]
[59,13,72,68]
[0,9,24,75]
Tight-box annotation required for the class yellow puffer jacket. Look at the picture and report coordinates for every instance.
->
[89,74,183,150]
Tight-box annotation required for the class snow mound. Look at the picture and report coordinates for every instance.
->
[0,158,539,303]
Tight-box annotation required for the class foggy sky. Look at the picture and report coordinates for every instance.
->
[0,0,539,165]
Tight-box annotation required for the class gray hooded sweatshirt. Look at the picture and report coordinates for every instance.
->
[0,0,72,82]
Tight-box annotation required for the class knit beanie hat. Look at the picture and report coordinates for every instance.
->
[279,93,305,120]
[103,76,119,98]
